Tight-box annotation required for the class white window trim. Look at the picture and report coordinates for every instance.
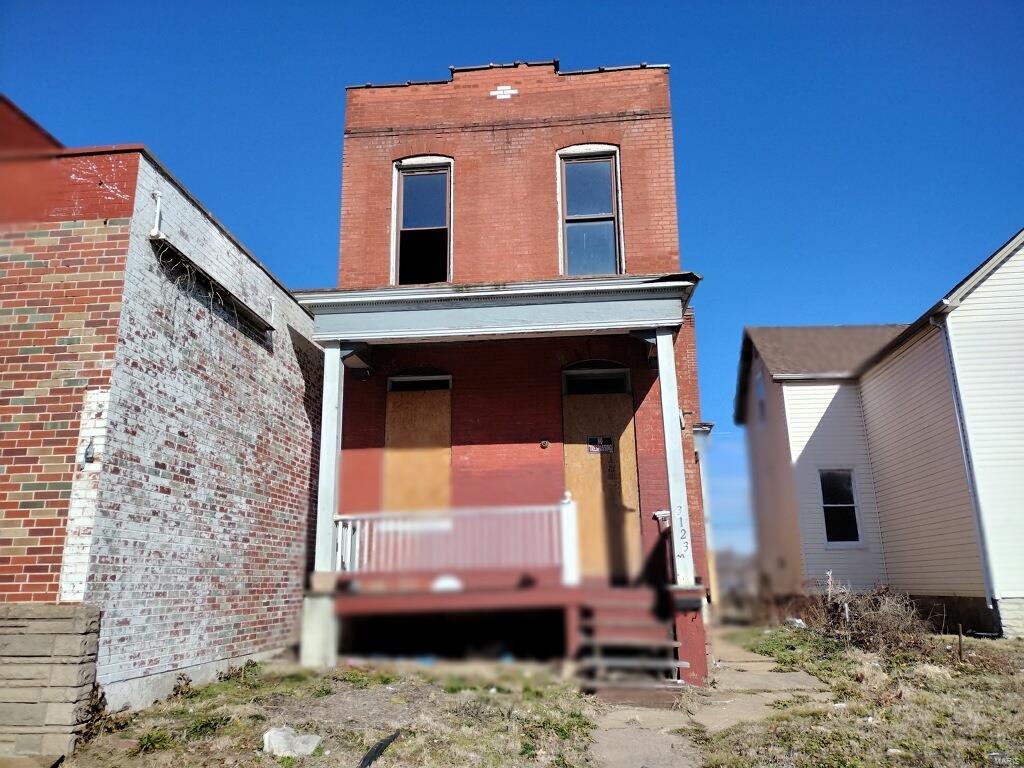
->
[390,155,454,286]
[817,467,866,550]
[387,374,452,391]
[555,144,625,276]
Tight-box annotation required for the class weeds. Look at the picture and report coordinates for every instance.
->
[217,659,261,687]
[171,672,193,698]
[333,666,397,689]
[183,713,230,741]
[133,729,173,754]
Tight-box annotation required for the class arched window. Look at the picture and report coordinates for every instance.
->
[562,360,631,395]
[392,155,453,286]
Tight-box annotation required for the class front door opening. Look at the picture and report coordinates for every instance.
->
[561,364,641,584]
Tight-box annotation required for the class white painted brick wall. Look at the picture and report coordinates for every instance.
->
[58,389,110,602]
[83,157,321,705]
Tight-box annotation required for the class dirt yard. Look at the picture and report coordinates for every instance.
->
[689,626,1024,767]
[67,625,1024,767]
[68,662,598,768]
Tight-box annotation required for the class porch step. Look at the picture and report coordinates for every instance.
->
[580,637,680,650]
[580,678,690,708]
[583,678,688,690]
[578,657,690,671]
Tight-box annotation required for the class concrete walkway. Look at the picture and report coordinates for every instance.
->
[590,626,829,768]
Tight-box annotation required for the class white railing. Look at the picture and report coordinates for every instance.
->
[334,492,580,587]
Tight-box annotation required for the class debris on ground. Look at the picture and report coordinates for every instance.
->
[263,726,322,757]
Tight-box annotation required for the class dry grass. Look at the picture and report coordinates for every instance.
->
[66,661,597,768]
[707,617,1024,767]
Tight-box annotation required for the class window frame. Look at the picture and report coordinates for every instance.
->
[562,366,632,396]
[391,155,454,286]
[556,144,625,276]
[817,467,864,548]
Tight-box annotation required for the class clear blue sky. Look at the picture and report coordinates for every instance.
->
[3,1,1022,553]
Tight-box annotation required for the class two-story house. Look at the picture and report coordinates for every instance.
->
[735,228,1024,637]
[296,61,712,689]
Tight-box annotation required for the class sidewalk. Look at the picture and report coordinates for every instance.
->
[591,625,829,768]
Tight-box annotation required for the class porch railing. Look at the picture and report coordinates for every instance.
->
[334,493,580,587]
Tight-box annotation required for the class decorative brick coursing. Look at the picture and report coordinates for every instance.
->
[0,602,99,758]
[79,157,321,708]
[0,215,130,602]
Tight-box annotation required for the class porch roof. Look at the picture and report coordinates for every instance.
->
[294,272,700,344]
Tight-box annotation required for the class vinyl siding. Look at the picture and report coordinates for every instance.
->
[744,357,804,596]
[860,327,986,597]
[947,240,1024,599]
[782,382,886,591]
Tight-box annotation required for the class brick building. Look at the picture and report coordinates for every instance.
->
[298,61,711,692]
[0,98,321,755]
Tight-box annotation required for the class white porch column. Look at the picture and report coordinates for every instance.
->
[313,341,343,571]
[655,326,696,586]
[301,341,343,668]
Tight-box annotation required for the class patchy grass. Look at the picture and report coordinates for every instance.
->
[704,626,1024,767]
[67,660,596,768]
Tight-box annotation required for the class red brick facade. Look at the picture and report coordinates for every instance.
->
[333,63,709,680]
[0,153,138,602]
[339,63,681,287]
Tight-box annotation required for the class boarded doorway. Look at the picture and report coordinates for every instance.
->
[383,375,452,511]
[562,364,641,583]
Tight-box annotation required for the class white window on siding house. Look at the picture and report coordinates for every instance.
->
[819,469,860,544]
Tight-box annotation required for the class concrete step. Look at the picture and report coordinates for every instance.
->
[580,637,680,650]
[579,657,690,671]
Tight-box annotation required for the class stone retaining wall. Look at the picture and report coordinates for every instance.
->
[0,603,99,758]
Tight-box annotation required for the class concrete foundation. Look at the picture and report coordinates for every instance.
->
[299,595,338,669]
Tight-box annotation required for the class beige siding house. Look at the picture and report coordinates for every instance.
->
[735,228,1024,637]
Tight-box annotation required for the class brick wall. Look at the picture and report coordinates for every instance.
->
[0,152,138,602]
[339,62,682,287]
[78,156,321,708]
[339,332,704,583]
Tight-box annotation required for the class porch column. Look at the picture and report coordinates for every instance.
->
[655,327,696,586]
[314,341,344,571]
[301,341,343,667]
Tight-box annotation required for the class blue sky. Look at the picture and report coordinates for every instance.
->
[3,1,1022,553]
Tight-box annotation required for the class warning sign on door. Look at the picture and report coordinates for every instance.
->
[587,436,614,454]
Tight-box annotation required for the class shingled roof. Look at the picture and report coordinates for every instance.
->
[734,324,907,424]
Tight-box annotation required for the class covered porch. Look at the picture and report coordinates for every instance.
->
[296,274,705,681]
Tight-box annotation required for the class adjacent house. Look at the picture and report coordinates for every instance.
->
[735,228,1024,637]
[0,97,321,755]
[296,61,713,690]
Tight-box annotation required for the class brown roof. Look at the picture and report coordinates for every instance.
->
[734,324,907,424]
[747,325,908,378]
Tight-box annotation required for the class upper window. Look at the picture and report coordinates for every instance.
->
[819,470,860,543]
[560,152,621,276]
[396,159,450,285]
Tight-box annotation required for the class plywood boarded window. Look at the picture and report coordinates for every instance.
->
[383,375,452,511]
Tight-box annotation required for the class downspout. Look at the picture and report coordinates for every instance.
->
[933,309,998,613]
